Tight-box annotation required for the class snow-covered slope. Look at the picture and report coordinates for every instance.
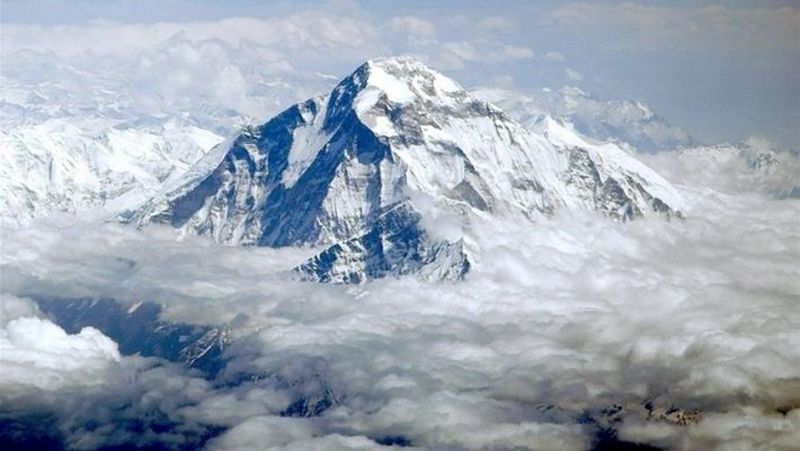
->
[474,86,695,153]
[0,118,223,225]
[127,57,686,283]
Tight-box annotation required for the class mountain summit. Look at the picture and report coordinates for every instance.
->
[125,57,686,283]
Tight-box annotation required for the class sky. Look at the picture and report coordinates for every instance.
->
[1,0,799,148]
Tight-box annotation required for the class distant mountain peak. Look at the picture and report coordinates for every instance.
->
[125,58,686,283]
[475,85,695,152]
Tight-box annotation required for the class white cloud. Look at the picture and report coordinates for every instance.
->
[565,67,583,82]
[0,298,121,391]
[478,16,513,32]
[543,51,566,62]
[390,16,436,38]
[489,74,516,89]
[744,135,775,152]
[207,416,317,450]
[0,15,382,58]
[206,416,386,450]
[0,294,40,327]
[502,45,535,59]
[437,41,481,69]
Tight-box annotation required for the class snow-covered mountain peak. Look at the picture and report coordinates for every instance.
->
[359,57,464,102]
[126,58,687,283]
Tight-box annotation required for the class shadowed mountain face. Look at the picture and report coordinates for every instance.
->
[126,57,686,283]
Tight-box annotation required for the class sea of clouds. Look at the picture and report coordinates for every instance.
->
[1,150,798,450]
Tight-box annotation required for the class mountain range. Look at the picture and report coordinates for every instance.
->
[474,85,696,152]
[6,57,789,283]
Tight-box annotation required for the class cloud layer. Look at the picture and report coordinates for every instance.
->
[1,151,798,448]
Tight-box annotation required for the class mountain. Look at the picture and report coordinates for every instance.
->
[474,86,696,153]
[126,57,686,283]
[0,117,223,226]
